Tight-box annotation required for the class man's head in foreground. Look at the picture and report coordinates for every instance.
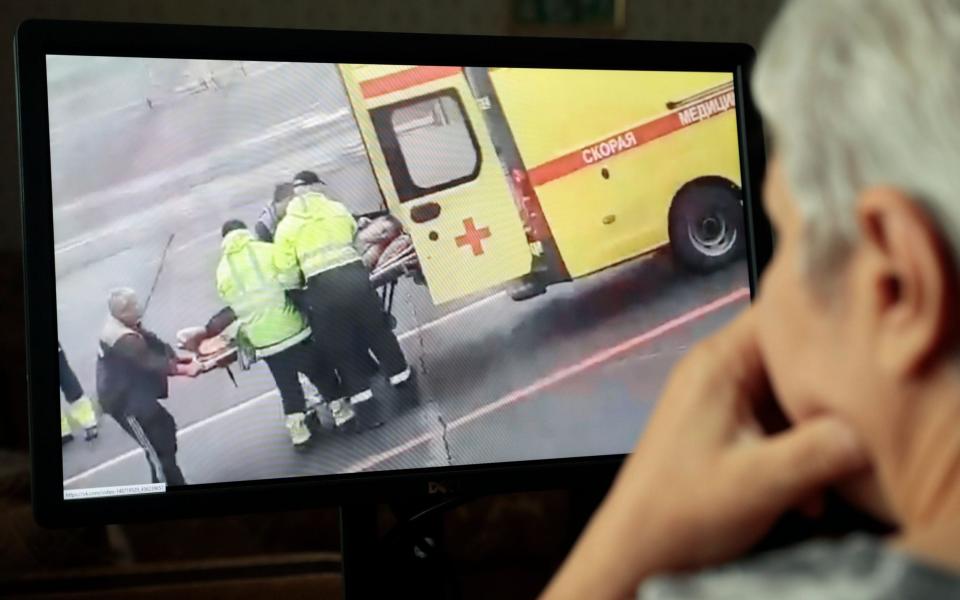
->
[752,0,960,525]
[542,1,960,598]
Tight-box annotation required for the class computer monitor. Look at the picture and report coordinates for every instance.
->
[16,20,770,525]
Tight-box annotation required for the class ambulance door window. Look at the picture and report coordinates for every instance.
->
[370,89,481,202]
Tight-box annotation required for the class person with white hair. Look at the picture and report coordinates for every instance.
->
[542,0,960,598]
[96,287,203,486]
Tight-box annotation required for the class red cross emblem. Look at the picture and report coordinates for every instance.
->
[455,217,491,256]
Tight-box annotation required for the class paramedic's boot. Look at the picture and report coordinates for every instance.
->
[299,373,332,431]
[351,388,383,430]
[61,410,74,445]
[390,367,418,407]
[285,412,312,449]
[299,373,322,412]
[70,395,99,441]
[328,398,356,430]
[389,366,412,387]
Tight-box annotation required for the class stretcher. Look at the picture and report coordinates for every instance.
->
[358,212,422,324]
[175,213,421,370]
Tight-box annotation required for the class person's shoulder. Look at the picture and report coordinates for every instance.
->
[101,317,141,347]
[306,189,345,207]
[637,534,960,600]
[249,239,276,254]
[274,214,297,237]
[113,330,147,353]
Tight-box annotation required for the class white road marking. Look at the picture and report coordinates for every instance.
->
[396,292,504,340]
[57,227,221,259]
[171,229,220,254]
[65,286,747,485]
[343,287,750,473]
[55,235,98,256]
[62,291,507,487]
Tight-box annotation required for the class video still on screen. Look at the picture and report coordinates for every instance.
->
[51,58,750,499]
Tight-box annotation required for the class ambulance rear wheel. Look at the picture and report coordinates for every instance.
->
[668,183,744,272]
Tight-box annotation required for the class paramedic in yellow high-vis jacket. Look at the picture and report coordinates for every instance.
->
[216,219,354,447]
[273,171,410,413]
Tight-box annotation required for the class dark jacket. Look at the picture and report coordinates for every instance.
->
[96,317,176,418]
[255,202,278,243]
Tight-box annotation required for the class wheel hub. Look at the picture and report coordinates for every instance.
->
[688,211,737,257]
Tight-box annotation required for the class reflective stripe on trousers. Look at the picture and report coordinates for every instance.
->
[299,244,361,279]
[127,415,166,484]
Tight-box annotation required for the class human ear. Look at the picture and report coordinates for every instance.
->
[856,188,959,375]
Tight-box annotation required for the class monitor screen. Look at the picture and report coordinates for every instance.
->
[48,57,751,501]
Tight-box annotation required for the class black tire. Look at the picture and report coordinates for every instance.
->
[668,183,745,272]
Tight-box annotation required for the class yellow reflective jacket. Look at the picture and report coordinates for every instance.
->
[273,191,361,288]
[216,229,310,357]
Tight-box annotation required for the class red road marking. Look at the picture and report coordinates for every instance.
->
[344,286,751,473]
[360,66,462,99]
[527,87,736,187]
[454,218,492,256]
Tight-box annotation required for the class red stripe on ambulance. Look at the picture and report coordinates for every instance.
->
[528,89,736,187]
[361,66,462,99]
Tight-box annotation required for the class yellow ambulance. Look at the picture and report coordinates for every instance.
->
[337,64,744,305]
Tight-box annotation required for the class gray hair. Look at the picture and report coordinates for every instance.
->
[753,0,960,272]
[107,287,140,321]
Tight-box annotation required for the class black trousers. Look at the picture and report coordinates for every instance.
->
[113,403,185,486]
[264,339,343,415]
[304,261,408,397]
[58,343,84,403]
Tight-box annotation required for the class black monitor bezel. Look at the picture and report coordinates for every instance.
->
[16,19,771,527]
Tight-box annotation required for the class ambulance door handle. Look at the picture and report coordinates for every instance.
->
[410,202,442,223]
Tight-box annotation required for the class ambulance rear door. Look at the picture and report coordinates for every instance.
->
[338,64,532,305]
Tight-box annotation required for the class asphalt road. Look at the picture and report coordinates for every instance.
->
[61,256,748,489]
[52,58,752,492]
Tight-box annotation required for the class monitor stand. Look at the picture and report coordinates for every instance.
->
[338,485,607,600]
[339,497,470,600]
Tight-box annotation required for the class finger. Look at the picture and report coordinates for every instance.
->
[696,309,772,407]
[746,418,869,509]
